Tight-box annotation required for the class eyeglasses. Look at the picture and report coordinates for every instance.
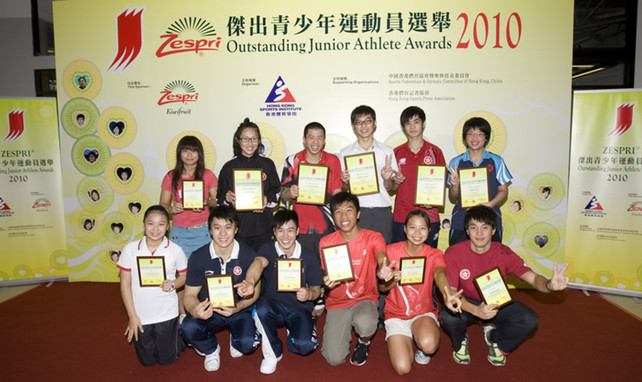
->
[239,137,259,143]
[354,119,374,127]
[466,132,485,138]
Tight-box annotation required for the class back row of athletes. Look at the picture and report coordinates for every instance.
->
[117,105,569,375]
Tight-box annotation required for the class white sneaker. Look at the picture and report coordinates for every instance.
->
[414,349,431,365]
[230,337,243,358]
[482,323,496,346]
[259,355,282,374]
[203,345,221,372]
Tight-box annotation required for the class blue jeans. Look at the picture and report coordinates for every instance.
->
[170,224,211,259]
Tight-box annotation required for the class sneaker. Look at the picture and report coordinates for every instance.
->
[259,355,282,374]
[414,349,431,365]
[452,336,470,365]
[484,328,506,366]
[350,340,370,366]
[202,345,221,372]
[230,337,243,358]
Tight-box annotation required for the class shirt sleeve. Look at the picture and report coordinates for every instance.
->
[161,171,173,192]
[216,162,233,205]
[264,158,281,204]
[117,242,134,271]
[204,169,218,189]
[175,246,188,273]
[443,247,460,289]
[327,154,343,193]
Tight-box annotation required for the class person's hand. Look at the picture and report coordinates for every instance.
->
[289,185,299,199]
[377,259,396,282]
[253,195,267,213]
[212,304,239,317]
[171,202,184,215]
[296,287,310,302]
[323,275,340,289]
[161,279,173,292]
[234,280,255,298]
[548,262,570,291]
[392,170,406,184]
[444,286,463,313]
[381,155,395,181]
[193,299,213,320]
[448,165,459,187]
[475,302,498,320]
[124,316,143,343]
[340,169,350,184]
[225,190,236,206]
[421,204,434,210]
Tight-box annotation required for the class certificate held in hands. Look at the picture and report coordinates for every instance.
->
[344,152,379,196]
[233,169,264,211]
[276,258,302,292]
[473,267,512,308]
[458,167,490,209]
[182,180,204,209]
[415,165,446,207]
[297,163,329,205]
[321,243,354,282]
[137,256,166,287]
[206,275,236,308]
[399,256,426,285]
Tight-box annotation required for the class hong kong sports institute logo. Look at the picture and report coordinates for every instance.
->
[156,17,221,57]
[581,196,607,217]
[158,80,199,106]
[3,110,25,142]
[108,8,144,72]
[607,103,635,137]
[265,76,296,103]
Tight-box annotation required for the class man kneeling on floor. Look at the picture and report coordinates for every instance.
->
[238,208,323,374]
[440,205,569,366]
[181,205,261,372]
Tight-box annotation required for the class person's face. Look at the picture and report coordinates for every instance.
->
[210,217,237,250]
[542,190,550,199]
[113,126,120,135]
[352,114,376,140]
[84,221,92,230]
[131,206,140,214]
[112,226,121,234]
[78,78,86,87]
[303,128,325,156]
[111,253,119,262]
[120,172,129,181]
[180,148,199,166]
[144,212,169,242]
[403,115,425,139]
[404,215,429,246]
[466,219,496,252]
[333,201,360,233]
[512,201,520,212]
[88,154,96,163]
[274,220,299,254]
[91,191,99,201]
[77,117,84,126]
[465,127,486,150]
[238,128,260,157]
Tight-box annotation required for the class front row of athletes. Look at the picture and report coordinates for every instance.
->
[118,193,569,374]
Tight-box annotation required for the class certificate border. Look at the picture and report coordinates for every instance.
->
[182,179,204,209]
[296,163,330,206]
[205,274,237,308]
[473,266,513,309]
[276,258,303,292]
[321,243,355,283]
[343,152,380,196]
[458,166,490,209]
[136,256,166,287]
[232,168,265,212]
[399,256,427,286]
[414,165,446,207]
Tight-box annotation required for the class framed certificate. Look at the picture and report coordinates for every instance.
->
[344,152,379,196]
[137,256,166,287]
[276,258,302,292]
[321,243,354,282]
[233,168,264,211]
[415,165,446,207]
[458,167,490,209]
[297,163,329,205]
[399,256,426,285]
[182,180,204,209]
[473,267,512,308]
[205,275,236,308]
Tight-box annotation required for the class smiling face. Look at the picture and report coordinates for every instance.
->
[180,148,199,167]
[303,127,325,157]
[352,114,376,140]
[465,218,496,253]
[404,215,429,246]
[238,127,260,157]
[210,217,238,251]
[333,201,360,235]
[402,115,425,140]
[144,211,169,244]
[274,219,299,255]
[464,127,486,151]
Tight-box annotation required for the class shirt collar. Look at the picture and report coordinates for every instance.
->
[463,148,490,167]
[274,241,301,259]
[209,240,240,261]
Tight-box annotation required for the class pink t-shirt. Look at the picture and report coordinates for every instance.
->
[161,169,217,227]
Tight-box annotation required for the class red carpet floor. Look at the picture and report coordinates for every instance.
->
[0,282,640,381]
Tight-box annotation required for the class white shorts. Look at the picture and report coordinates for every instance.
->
[384,312,439,341]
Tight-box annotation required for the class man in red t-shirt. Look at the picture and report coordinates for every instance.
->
[440,205,569,367]
[319,192,394,366]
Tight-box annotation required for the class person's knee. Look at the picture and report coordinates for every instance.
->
[180,317,200,341]
[323,351,346,366]
[288,336,319,356]
[235,332,260,354]
[392,359,412,376]
[523,311,539,333]
[416,336,439,355]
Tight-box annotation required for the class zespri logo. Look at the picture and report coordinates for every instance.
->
[158,80,199,106]
[108,8,144,72]
[156,17,221,57]
[3,110,25,142]
[607,103,635,137]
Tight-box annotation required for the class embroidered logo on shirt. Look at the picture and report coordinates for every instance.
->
[399,158,407,165]
[423,156,433,165]
[460,269,470,280]
[233,266,242,275]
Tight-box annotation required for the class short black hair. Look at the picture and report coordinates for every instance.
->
[400,106,426,127]
[330,191,360,214]
[350,105,376,124]
[143,204,170,222]
[208,204,238,229]
[464,205,497,230]
[462,117,491,147]
[273,208,299,230]
[405,209,430,226]
[303,121,326,138]
[542,187,551,193]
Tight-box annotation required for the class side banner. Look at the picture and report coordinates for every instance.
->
[0,98,67,283]
[53,0,573,282]
[566,90,642,294]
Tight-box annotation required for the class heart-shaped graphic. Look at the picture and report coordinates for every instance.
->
[117,167,132,182]
[75,74,90,89]
[83,149,99,163]
[109,121,125,136]
[128,202,142,214]
[111,222,124,234]
[534,235,549,248]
